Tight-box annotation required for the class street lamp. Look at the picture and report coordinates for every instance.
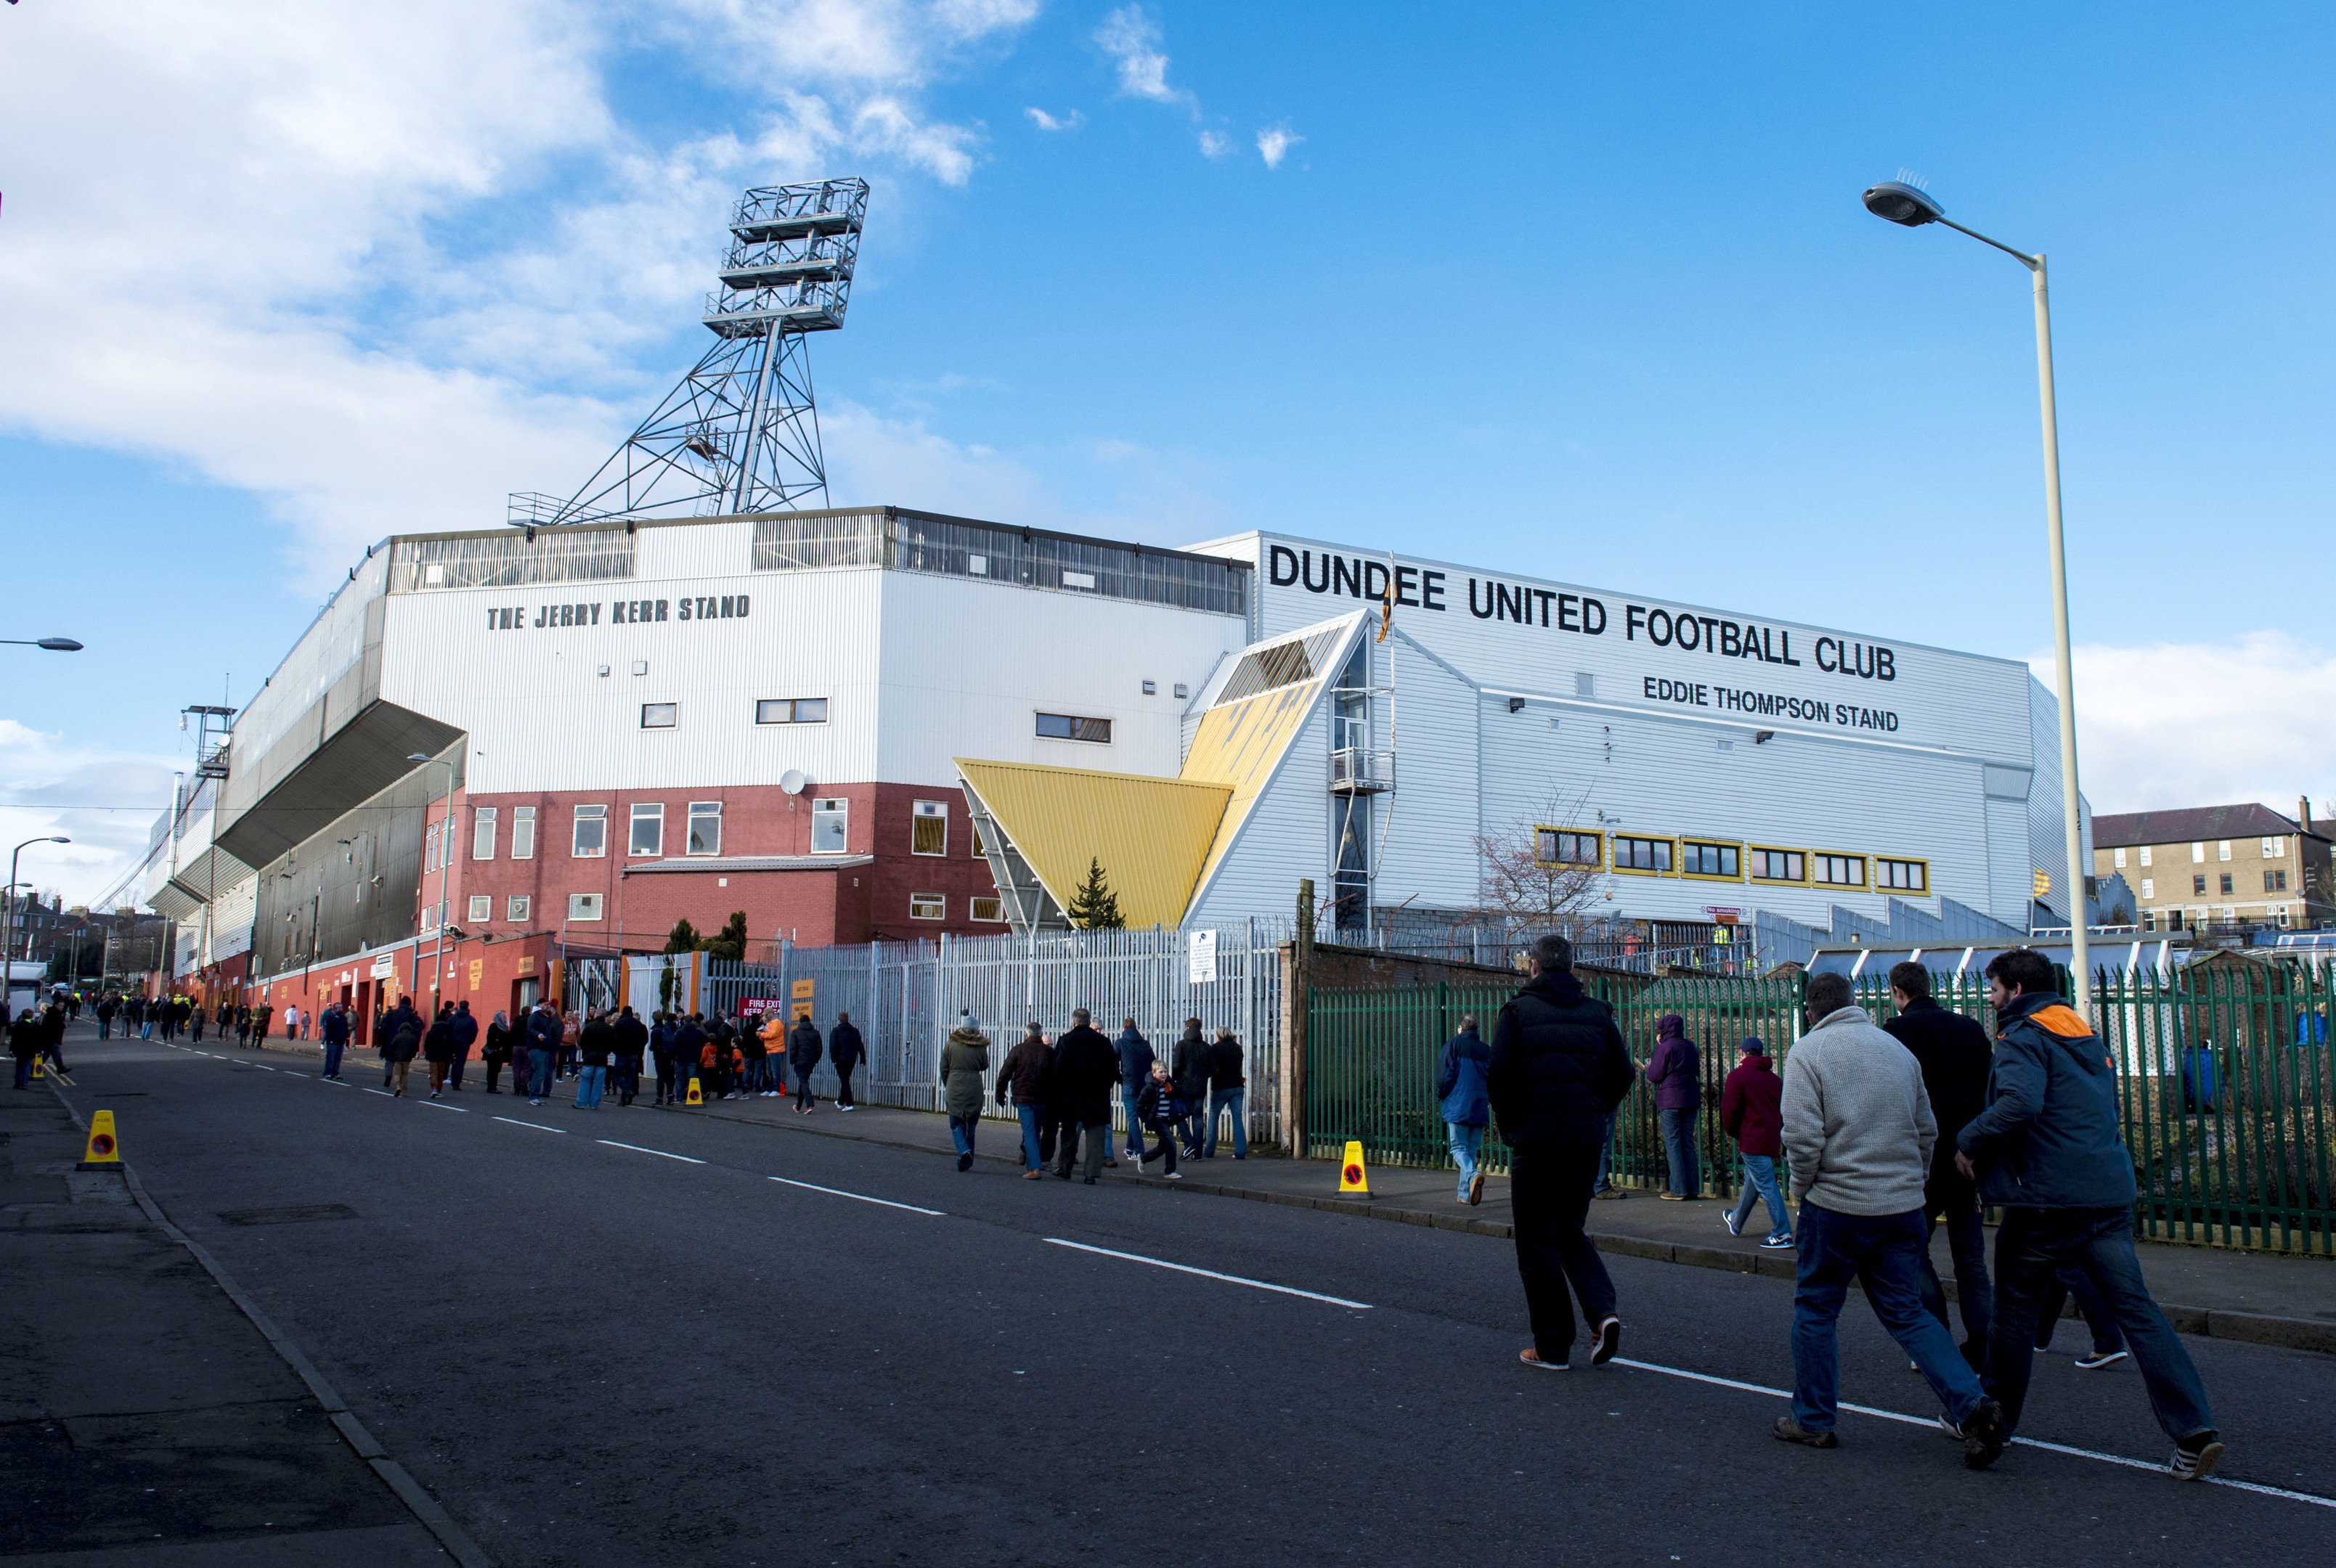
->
[1863,179,2093,1015]
[1,637,84,651]
[3,838,70,1018]
[408,753,457,1013]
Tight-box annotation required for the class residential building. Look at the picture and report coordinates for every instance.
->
[2092,799,2334,931]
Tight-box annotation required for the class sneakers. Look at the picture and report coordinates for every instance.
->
[1519,1347,1568,1371]
[1722,1209,1745,1237]
[1021,1169,1044,1181]
[1772,1416,1836,1449]
[1658,1192,1685,1201]
[1164,1171,1182,1180]
[956,1153,973,1172]
[2171,1433,2224,1482]
[1759,1234,1796,1250]
[1467,1170,1486,1206]
[1958,1397,2009,1470]
[2074,1348,2130,1371]
[1593,1187,1629,1201]
[1591,1316,1623,1365]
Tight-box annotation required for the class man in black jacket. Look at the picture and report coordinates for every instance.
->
[1487,934,1636,1370]
[1171,1018,1210,1159]
[1050,1008,1120,1183]
[611,1005,650,1106]
[787,1015,823,1111]
[1881,961,1995,1365]
[829,1012,864,1109]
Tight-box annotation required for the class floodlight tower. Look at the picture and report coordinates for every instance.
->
[513,177,868,526]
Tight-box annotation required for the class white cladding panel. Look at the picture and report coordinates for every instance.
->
[1187,703,1331,927]
[1372,634,1479,911]
[232,550,391,765]
[1986,798,2032,926]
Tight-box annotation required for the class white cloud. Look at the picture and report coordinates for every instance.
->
[2038,632,2336,817]
[1025,106,1085,132]
[1256,123,1302,168]
[1096,5,1187,106]
[0,720,183,910]
[1197,130,1233,159]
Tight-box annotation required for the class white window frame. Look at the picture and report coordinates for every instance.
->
[2112,847,2126,869]
[568,892,604,922]
[511,806,537,861]
[2141,878,2154,899]
[630,802,665,857]
[909,891,945,920]
[572,804,608,859]
[641,702,678,730]
[472,806,497,861]
[2218,840,2232,862]
[912,800,948,857]
[507,894,532,923]
[425,822,440,873]
[467,894,492,923]
[687,801,722,857]
[2191,842,2205,862]
[810,797,849,855]
[970,896,1006,922]
[2138,844,2152,867]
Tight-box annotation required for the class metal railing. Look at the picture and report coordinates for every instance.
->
[1304,961,2336,1254]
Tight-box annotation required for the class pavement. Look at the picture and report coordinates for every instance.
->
[32,1021,2336,1566]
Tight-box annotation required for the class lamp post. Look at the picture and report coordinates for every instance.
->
[3,838,70,1018]
[0,637,84,651]
[1863,180,2092,1016]
[408,753,458,1014]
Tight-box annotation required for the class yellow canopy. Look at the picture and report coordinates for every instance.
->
[954,759,1231,928]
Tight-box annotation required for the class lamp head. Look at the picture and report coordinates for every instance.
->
[36,637,84,652]
[406,753,431,763]
[1862,180,1944,226]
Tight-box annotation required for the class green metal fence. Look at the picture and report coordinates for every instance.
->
[1303,960,2336,1254]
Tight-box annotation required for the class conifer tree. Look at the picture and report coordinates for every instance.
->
[1065,857,1125,930]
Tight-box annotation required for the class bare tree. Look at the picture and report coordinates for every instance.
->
[1475,787,1610,930]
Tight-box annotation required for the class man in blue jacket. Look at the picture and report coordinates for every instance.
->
[319,1001,350,1081]
[447,1000,479,1092]
[523,1001,563,1105]
[1956,947,2222,1481]
[1114,1018,1155,1162]
[1436,1014,1491,1206]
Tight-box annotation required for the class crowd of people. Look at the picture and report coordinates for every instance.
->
[1475,932,2223,1483]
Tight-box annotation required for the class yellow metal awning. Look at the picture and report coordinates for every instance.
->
[954,759,1232,928]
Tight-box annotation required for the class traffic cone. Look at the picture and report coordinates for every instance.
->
[78,1109,121,1170]
[30,1058,43,1081]
[1337,1139,1370,1196]
[685,1077,703,1106]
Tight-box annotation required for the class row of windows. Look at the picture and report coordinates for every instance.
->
[1534,826,1927,891]
[2144,870,2290,900]
[2112,836,2289,870]
[457,798,988,863]
[539,890,1009,926]
[632,701,1115,743]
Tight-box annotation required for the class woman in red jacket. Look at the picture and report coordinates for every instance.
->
[1720,1037,1793,1248]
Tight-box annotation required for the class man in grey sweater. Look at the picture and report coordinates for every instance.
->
[1774,972,2007,1467]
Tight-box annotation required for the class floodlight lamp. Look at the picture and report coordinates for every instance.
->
[1863,181,1943,226]
[36,637,83,651]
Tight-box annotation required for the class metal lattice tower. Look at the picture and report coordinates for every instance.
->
[512,177,868,526]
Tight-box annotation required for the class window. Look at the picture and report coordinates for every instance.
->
[2266,836,2287,859]
[2265,869,2288,893]
[1141,680,1157,695]
[688,801,722,856]
[568,892,603,922]
[912,801,948,856]
[467,894,492,923]
[2113,847,2126,870]
[1680,841,1741,880]
[1750,846,1805,883]
[1035,711,1112,743]
[507,895,532,923]
[1876,857,1928,892]
[971,896,1005,922]
[472,807,497,860]
[2139,845,2152,867]
[2218,840,2232,861]
[641,703,677,730]
[757,698,828,724]
[2191,842,2205,862]
[425,822,440,872]
[2193,874,2207,896]
[2218,872,2234,895]
[810,797,849,854]
[573,804,607,857]
[1613,836,1673,874]
[1812,853,1866,888]
[630,802,664,857]
[1534,828,1603,867]
[910,891,945,920]
[511,806,536,860]
[2141,878,2154,900]
[971,820,986,857]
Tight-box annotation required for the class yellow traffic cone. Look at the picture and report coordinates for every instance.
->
[1338,1139,1370,1196]
[78,1109,122,1170]
[30,1058,43,1080]
[685,1077,703,1106]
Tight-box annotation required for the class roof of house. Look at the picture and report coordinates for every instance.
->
[2092,802,2327,849]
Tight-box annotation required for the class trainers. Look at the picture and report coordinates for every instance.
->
[2171,1434,2223,1481]
[2074,1348,2129,1371]
[1960,1397,2008,1470]
[1519,1347,1568,1371]
[1772,1416,1836,1449]
[1591,1316,1623,1365]
[1593,1187,1629,1200]
[1760,1234,1795,1250]
[1468,1170,1486,1206]
[1722,1209,1744,1237]
[1164,1171,1182,1180]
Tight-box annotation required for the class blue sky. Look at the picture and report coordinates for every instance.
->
[4,1,2332,902]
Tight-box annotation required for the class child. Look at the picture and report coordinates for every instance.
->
[1135,1058,1183,1179]
[1720,1037,1792,1248]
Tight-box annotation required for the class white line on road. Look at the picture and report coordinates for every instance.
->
[493,1116,566,1133]
[598,1140,704,1164]
[321,1077,351,1085]
[768,1175,944,1215]
[1608,1357,2335,1510]
[419,1099,468,1112]
[362,1087,394,1098]
[1043,1238,1372,1310]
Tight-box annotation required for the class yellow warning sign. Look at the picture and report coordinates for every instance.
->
[30,1058,44,1080]
[685,1077,704,1106]
[1338,1139,1370,1196]
[79,1108,122,1168]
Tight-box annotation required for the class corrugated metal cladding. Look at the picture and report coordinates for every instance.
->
[955,759,1229,926]
[1174,530,2084,933]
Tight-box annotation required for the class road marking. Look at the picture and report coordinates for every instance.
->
[419,1099,467,1112]
[598,1140,704,1164]
[255,1065,277,1071]
[1043,1238,1372,1310]
[362,1087,395,1098]
[768,1175,944,1216]
[1607,1357,2335,1510]
[493,1116,566,1133]
[321,1077,351,1086]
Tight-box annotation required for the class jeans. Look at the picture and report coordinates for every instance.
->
[1730,1153,1791,1240]
[323,1040,345,1079]
[13,1057,28,1089]
[794,1066,816,1108]
[190,1020,202,1042]
[1915,1177,1993,1352]
[654,1056,677,1101]
[1205,1087,1247,1157]
[1791,1201,1984,1433]
[1985,1206,2214,1442]
[1448,1120,1485,1198]
[1057,1119,1108,1181]
[574,1065,606,1108]
[614,1057,640,1102]
[1016,1103,1047,1168]
[99,1018,111,1039]
[948,1114,980,1157]
[834,1061,856,1106]
[527,1048,555,1099]
[449,1047,469,1090]
[1122,1086,1147,1156]
[1659,1106,1700,1196]
[1593,1108,1616,1193]
[2036,1266,2123,1354]
[1510,1140,1616,1362]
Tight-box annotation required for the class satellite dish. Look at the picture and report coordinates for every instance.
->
[779,769,808,796]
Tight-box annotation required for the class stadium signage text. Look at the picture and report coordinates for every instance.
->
[484,594,754,632]
[1266,545,1899,683]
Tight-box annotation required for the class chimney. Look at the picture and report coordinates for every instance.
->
[2303,796,2316,834]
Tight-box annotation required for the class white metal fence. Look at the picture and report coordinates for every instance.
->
[704,921,1290,1147]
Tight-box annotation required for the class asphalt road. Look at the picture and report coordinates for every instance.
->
[44,1029,2336,1567]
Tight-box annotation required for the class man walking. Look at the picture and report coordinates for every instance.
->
[447,1000,478,1091]
[1202,1026,1246,1159]
[738,1010,770,1097]
[673,1010,708,1104]
[787,1012,823,1112]
[1437,1013,1491,1204]
[612,1004,648,1106]
[320,1000,350,1080]
[1958,948,2223,1480]
[829,1011,863,1109]
[1775,971,2006,1466]
[1881,961,1994,1366]
[1051,1008,1119,1183]
[1170,1017,1210,1160]
[998,1023,1054,1178]
[1640,1013,1702,1199]
[524,1000,561,1105]
[1115,1017,1153,1162]
[574,1008,614,1109]
[1486,934,1635,1370]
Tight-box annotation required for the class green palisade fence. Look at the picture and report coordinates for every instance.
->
[1304,960,2336,1255]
